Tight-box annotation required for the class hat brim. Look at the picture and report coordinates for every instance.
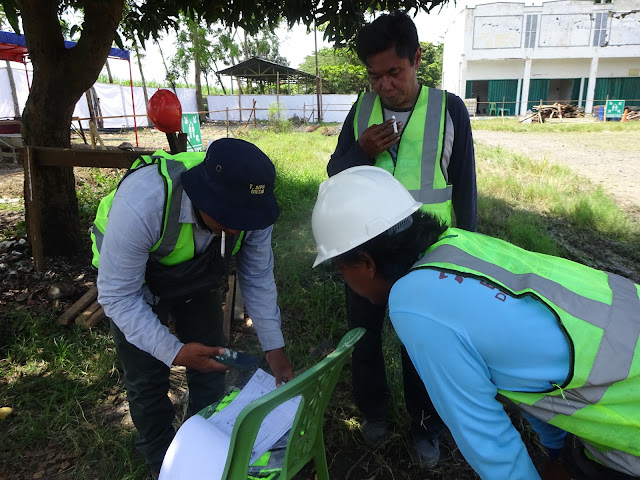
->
[181,166,280,231]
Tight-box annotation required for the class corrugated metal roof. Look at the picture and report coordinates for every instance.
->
[217,57,316,81]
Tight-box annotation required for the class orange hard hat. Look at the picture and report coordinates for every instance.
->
[147,89,182,133]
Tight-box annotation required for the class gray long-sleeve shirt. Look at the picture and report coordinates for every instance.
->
[97,165,284,367]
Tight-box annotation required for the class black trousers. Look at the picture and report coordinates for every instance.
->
[345,284,443,435]
[110,289,225,473]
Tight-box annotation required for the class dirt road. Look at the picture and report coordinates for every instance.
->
[473,129,640,220]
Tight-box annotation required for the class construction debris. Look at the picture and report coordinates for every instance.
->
[520,103,585,123]
[624,109,640,121]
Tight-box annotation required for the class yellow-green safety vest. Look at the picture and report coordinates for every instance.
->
[412,228,640,477]
[353,86,452,225]
[91,149,244,269]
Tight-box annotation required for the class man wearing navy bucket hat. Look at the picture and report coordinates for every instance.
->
[91,138,293,477]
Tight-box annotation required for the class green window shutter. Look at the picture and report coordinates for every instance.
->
[465,80,473,99]
[570,79,581,106]
[620,77,640,108]
[595,77,640,108]
[488,79,518,112]
[527,79,549,111]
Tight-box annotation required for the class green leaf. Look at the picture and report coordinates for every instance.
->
[2,0,21,34]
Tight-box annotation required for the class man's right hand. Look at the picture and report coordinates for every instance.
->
[173,342,230,373]
[357,118,402,158]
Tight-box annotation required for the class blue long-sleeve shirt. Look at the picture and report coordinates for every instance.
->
[327,91,477,232]
[97,162,284,367]
[388,268,570,480]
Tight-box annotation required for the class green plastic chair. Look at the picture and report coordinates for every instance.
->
[487,102,497,115]
[497,107,511,116]
[211,327,365,480]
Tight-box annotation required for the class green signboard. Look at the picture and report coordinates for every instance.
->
[181,114,203,151]
[605,100,625,119]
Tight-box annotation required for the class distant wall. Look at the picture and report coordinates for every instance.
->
[206,94,357,123]
[0,66,357,128]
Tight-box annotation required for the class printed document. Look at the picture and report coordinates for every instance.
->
[159,369,300,480]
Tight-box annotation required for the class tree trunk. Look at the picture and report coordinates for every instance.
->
[156,39,177,93]
[216,73,227,95]
[191,18,206,123]
[20,0,124,257]
[105,59,113,83]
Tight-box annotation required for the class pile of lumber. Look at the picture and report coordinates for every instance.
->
[58,286,106,328]
[625,109,640,121]
[521,103,584,123]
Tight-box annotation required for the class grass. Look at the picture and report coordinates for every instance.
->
[2,128,639,478]
[75,168,124,226]
[0,311,147,479]
[471,117,640,133]
[476,143,639,248]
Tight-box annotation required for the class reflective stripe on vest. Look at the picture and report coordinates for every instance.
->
[148,158,189,262]
[353,87,452,218]
[411,229,640,474]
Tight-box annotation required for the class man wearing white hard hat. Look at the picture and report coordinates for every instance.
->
[312,166,640,480]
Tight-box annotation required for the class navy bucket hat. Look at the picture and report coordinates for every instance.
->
[181,138,279,231]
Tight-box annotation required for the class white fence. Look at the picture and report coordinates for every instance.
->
[207,94,357,123]
[1,65,357,128]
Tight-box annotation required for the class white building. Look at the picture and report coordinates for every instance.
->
[442,0,640,115]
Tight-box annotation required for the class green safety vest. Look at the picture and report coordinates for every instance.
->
[91,150,244,270]
[353,86,452,225]
[412,228,640,476]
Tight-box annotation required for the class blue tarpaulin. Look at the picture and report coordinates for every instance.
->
[0,30,130,63]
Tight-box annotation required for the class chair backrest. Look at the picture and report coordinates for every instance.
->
[221,328,365,480]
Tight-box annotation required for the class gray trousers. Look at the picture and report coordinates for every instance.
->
[110,289,225,473]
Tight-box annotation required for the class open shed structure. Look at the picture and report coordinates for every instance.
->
[217,57,317,95]
[217,56,327,121]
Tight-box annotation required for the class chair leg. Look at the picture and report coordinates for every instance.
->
[312,436,330,480]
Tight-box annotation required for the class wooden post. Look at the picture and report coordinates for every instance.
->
[303,104,306,124]
[226,107,229,138]
[276,71,280,121]
[22,147,155,272]
[24,147,44,271]
[502,96,505,123]
[253,100,257,128]
[604,94,609,122]
[85,91,97,149]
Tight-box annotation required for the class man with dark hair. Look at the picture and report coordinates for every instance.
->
[92,138,294,477]
[311,166,640,480]
[327,10,477,467]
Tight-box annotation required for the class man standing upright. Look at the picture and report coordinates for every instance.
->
[327,11,477,467]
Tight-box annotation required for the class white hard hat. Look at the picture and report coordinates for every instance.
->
[312,166,423,267]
